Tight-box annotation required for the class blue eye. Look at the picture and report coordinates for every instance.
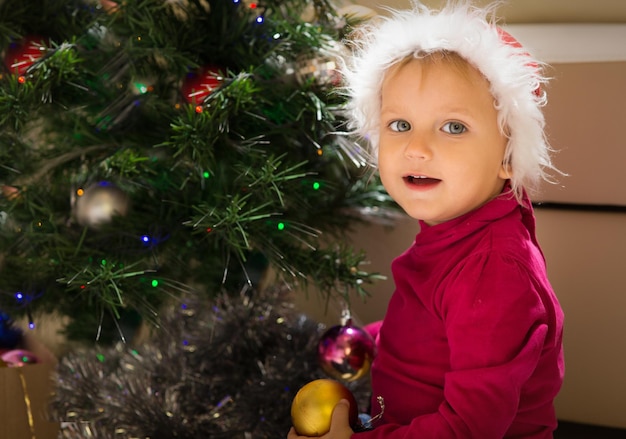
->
[389,120,411,132]
[442,121,466,134]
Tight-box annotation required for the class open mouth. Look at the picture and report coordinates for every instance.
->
[404,175,441,186]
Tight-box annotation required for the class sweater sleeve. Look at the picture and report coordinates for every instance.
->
[353,251,550,439]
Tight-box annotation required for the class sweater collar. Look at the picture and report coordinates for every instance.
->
[415,185,535,247]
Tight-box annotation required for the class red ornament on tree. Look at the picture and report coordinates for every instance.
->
[181,65,223,104]
[317,316,376,383]
[3,35,47,76]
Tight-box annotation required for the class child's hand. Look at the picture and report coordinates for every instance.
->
[287,399,354,439]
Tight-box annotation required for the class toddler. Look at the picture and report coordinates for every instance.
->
[289,1,564,438]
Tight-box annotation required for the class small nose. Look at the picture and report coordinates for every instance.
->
[404,133,432,160]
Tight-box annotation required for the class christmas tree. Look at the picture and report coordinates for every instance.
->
[0,0,393,342]
[1,0,393,435]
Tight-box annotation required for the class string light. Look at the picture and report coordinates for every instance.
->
[133,82,149,94]
[203,171,210,179]
[312,182,320,190]
[277,222,285,231]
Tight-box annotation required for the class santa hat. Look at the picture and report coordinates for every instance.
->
[342,1,556,198]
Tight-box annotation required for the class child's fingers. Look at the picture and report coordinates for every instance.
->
[329,399,354,437]
[332,399,351,420]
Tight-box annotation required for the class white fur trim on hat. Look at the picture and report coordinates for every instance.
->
[342,1,557,198]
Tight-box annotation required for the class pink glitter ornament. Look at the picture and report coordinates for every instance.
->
[317,319,375,382]
[1,349,39,367]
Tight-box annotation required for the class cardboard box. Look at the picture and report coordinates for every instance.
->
[0,335,59,439]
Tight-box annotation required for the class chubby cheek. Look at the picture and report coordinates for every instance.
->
[378,167,404,205]
[378,171,393,195]
[376,156,394,189]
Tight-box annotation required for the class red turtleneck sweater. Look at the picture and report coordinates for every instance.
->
[356,191,564,438]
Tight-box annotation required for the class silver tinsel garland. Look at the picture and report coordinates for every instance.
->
[51,286,371,438]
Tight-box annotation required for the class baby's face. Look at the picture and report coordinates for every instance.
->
[377,57,509,225]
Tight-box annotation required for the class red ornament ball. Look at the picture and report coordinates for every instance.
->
[291,379,359,436]
[3,35,47,76]
[1,349,39,367]
[181,65,223,104]
[317,321,376,382]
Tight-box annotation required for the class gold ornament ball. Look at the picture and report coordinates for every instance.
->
[291,379,359,436]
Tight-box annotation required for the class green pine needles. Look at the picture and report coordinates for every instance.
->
[0,0,395,342]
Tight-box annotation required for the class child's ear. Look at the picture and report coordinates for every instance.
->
[499,161,512,179]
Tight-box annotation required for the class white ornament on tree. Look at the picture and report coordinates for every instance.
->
[72,182,129,228]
